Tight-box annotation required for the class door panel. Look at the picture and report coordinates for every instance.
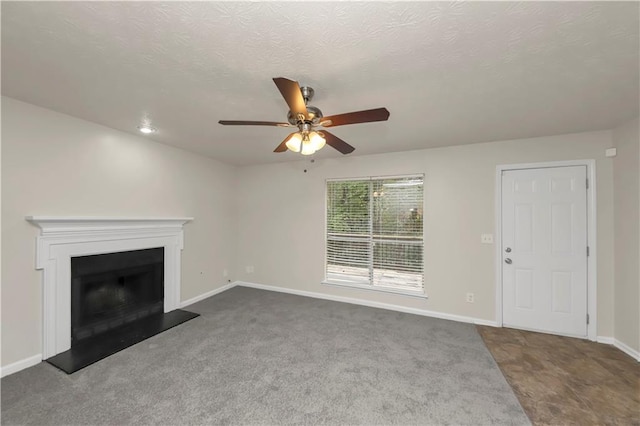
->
[515,269,534,309]
[502,166,588,337]
[551,271,573,313]
[515,204,534,252]
[551,203,574,253]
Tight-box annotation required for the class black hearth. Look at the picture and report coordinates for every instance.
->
[46,248,199,374]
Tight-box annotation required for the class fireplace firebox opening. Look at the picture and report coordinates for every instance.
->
[71,247,164,344]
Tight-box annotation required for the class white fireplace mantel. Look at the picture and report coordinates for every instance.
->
[26,216,193,359]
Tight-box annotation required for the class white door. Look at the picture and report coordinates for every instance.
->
[502,166,588,337]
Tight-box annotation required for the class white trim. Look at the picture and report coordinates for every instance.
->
[0,279,497,378]
[503,323,587,340]
[237,281,497,327]
[591,337,638,362]
[1,279,229,378]
[596,336,615,345]
[1,354,43,378]
[322,280,427,298]
[326,173,424,183]
[26,216,192,359]
[3,281,630,379]
[614,339,640,362]
[494,160,597,341]
[179,282,236,308]
[474,318,499,327]
[25,216,193,235]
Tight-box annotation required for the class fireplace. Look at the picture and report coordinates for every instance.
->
[27,216,199,373]
[71,248,164,344]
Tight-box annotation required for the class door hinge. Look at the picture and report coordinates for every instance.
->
[587,314,590,324]
[587,246,590,257]
[586,178,589,189]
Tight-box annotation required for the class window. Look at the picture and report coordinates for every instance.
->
[325,175,424,296]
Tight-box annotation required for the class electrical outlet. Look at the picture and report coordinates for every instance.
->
[223,269,228,277]
[245,265,254,274]
[481,234,493,244]
[466,293,475,303]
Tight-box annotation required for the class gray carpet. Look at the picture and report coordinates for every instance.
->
[1,286,529,425]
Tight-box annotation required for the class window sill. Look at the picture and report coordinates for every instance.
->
[321,280,428,299]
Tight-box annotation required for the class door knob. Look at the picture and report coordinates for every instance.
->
[505,258,512,264]
[505,247,511,253]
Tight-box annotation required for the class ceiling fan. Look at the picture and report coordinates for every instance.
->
[218,77,390,155]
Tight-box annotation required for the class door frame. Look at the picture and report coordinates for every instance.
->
[494,159,597,341]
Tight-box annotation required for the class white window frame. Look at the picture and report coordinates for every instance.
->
[322,174,427,298]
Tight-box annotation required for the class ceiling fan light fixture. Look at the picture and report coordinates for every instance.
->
[300,139,316,155]
[308,131,326,151]
[285,129,325,155]
[285,133,303,152]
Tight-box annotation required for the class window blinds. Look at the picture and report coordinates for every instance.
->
[326,175,424,293]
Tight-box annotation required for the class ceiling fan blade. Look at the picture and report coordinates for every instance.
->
[218,120,291,127]
[274,132,297,153]
[320,130,355,154]
[321,108,390,127]
[273,77,308,120]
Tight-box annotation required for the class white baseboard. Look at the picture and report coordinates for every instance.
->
[474,318,500,327]
[0,284,236,378]
[25,279,633,378]
[596,336,639,362]
[596,336,614,345]
[614,338,640,362]
[1,354,43,378]
[179,282,236,308]
[236,281,498,327]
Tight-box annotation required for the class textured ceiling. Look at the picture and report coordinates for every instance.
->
[2,2,638,166]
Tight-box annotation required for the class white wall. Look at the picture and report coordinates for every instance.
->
[235,131,615,337]
[612,117,640,355]
[2,96,624,371]
[1,97,237,367]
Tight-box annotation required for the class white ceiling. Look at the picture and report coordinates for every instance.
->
[2,2,638,166]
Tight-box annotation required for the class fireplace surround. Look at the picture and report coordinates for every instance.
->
[27,217,193,360]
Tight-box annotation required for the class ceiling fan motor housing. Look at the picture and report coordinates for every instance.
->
[287,105,323,125]
[287,86,323,125]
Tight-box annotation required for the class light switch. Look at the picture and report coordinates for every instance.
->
[481,234,493,244]
[605,148,617,157]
